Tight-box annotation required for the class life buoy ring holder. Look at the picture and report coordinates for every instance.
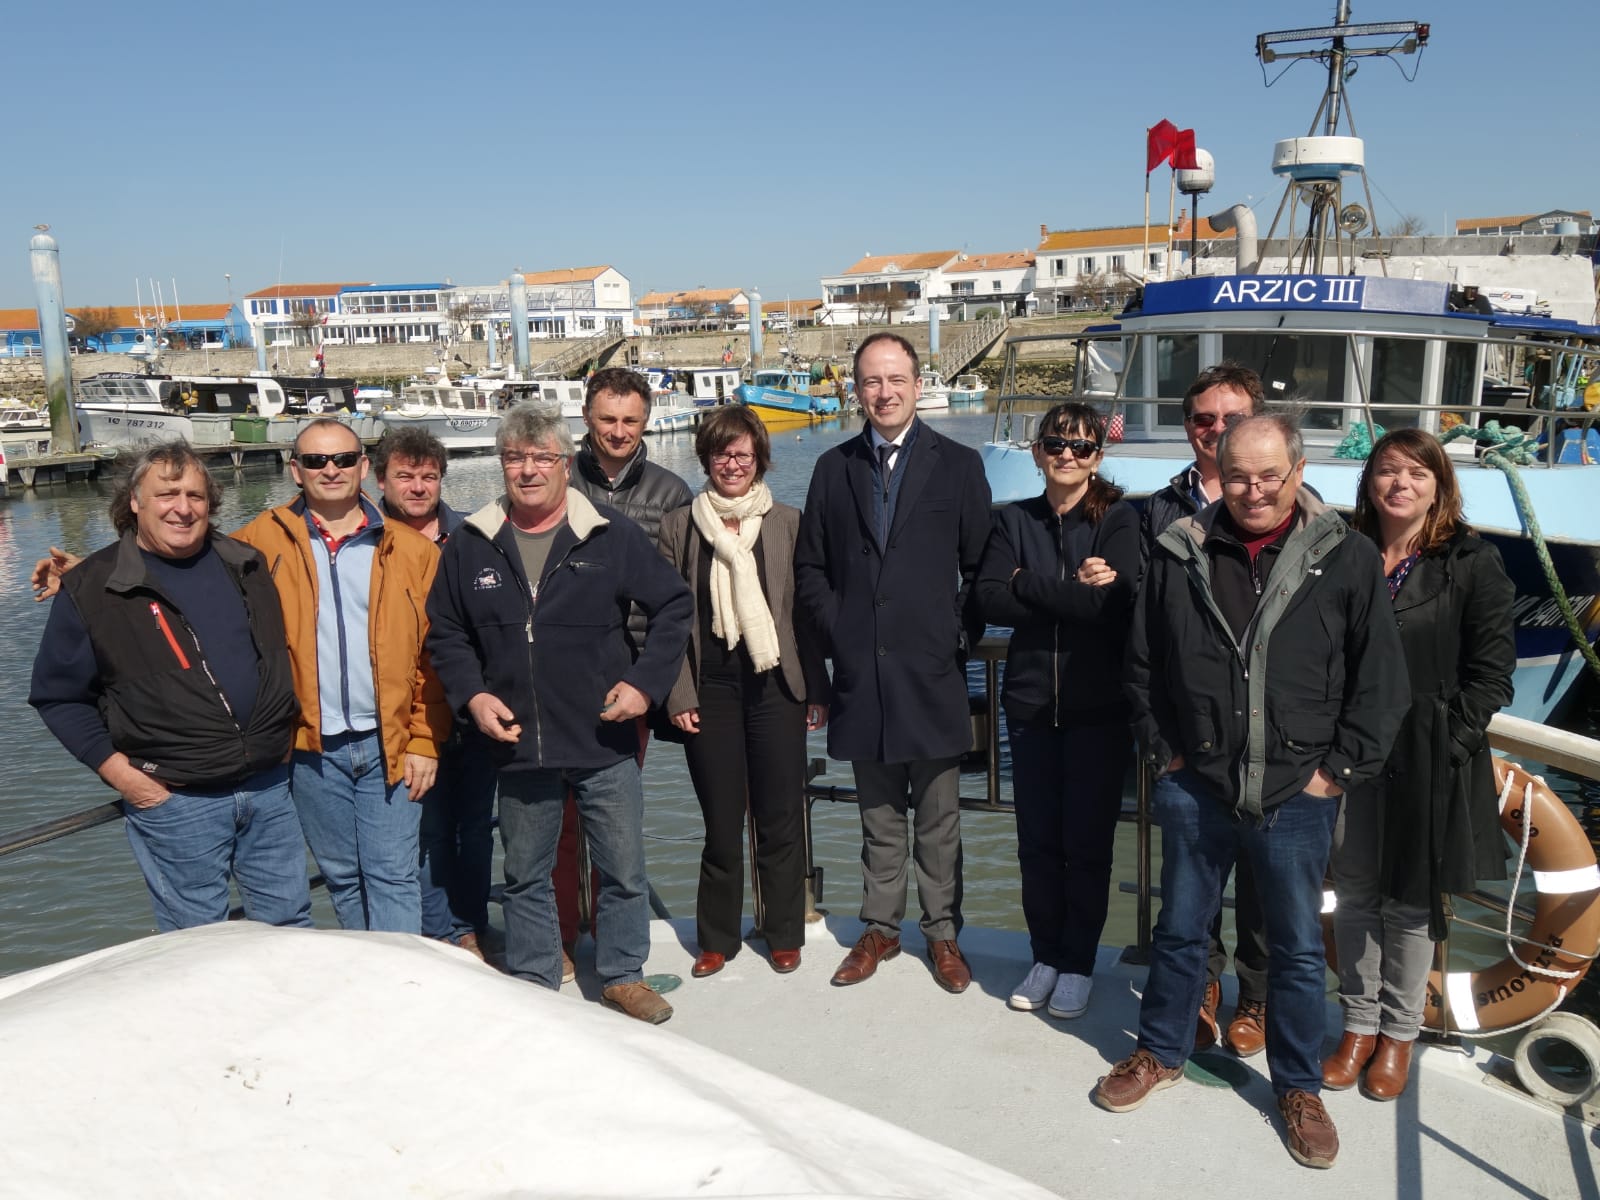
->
[1325,756,1600,1038]
[1424,758,1600,1037]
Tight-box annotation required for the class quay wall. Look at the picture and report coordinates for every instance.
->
[0,315,1093,404]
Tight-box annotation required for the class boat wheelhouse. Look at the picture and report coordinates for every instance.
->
[75,373,290,448]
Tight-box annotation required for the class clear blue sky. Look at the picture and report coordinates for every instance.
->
[3,0,1592,309]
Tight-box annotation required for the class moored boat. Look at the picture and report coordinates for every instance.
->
[983,8,1600,724]
[736,367,842,427]
[0,402,49,433]
[378,376,544,453]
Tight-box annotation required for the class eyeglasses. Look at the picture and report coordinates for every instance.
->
[295,451,362,470]
[1222,474,1289,496]
[500,451,566,470]
[1037,435,1100,459]
[709,451,756,467]
[1185,411,1249,431]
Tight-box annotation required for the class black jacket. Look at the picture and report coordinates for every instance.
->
[570,437,692,650]
[794,422,991,762]
[1360,530,1516,911]
[977,495,1142,726]
[425,489,692,772]
[1139,466,1204,559]
[1126,493,1411,816]
[29,530,298,789]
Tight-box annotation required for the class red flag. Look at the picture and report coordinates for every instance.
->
[1172,128,1199,170]
[1146,119,1178,173]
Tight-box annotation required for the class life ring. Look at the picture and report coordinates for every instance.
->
[1422,758,1600,1034]
[1324,756,1600,1036]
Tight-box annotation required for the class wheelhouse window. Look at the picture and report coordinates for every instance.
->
[1154,333,1199,427]
[1368,336,1424,430]
[1222,332,1348,429]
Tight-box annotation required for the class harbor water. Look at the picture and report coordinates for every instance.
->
[2,406,1141,976]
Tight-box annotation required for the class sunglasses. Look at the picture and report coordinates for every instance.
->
[1184,411,1248,431]
[296,451,363,470]
[1037,435,1100,459]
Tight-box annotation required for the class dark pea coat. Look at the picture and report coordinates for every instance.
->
[794,423,991,763]
[1365,529,1517,919]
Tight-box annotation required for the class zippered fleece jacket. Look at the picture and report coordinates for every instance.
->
[425,489,693,772]
[1125,492,1411,818]
[232,498,450,784]
[30,530,298,789]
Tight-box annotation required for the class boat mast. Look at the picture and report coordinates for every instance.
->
[1257,5,1430,273]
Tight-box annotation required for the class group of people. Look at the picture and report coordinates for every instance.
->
[27,340,1517,1171]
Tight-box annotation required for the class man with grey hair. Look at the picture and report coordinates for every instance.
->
[1103,413,1409,1170]
[29,441,310,930]
[426,404,692,1023]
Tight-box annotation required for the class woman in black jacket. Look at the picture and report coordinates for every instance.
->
[977,402,1142,1020]
[1323,428,1515,1101]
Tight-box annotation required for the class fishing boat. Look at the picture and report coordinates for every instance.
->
[532,375,588,438]
[953,372,989,404]
[0,402,48,433]
[737,367,842,428]
[678,366,742,406]
[75,372,292,448]
[916,368,951,410]
[378,376,543,453]
[983,7,1600,724]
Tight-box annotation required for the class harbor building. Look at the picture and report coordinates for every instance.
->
[245,283,371,350]
[449,266,634,342]
[761,299,823,330]
[1,304,251,357]
[934,251,1038,320]
[1455,210,1596,238]
[1034,219,1226,312]
[636,288,750,335]
[818,251,959,326]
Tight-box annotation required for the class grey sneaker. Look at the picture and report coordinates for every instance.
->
[602,981,673,1025]
[1047,972,1093,1019]
[1009,963,1059,1011]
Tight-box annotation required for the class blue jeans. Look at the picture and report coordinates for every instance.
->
[291,729,421,933]
[419,729,497,941]
[498,758,649,990]
[122,764,312,931]
[1137,767,1338,1095]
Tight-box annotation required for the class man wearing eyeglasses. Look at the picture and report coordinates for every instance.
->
[425,405,692,1024]
[232,418,451,935]
[1141,362,1272,1061]
[1104,414,1408,1170]
[795,332,992,994]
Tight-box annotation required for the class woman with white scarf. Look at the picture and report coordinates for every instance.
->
[658,407,830,979]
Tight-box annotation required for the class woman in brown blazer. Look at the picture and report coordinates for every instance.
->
[658,406,829,978]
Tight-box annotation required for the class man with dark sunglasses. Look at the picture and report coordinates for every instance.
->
[1139,361,1271,1059]
[232,418,451,935]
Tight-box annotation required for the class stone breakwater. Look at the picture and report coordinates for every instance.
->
[0,314,1092,403]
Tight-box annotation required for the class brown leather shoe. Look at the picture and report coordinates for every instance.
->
[770,948,801,974]
[1321,1030,1378,1090]
[601,981,673,1025]
[453,932,486,962]
[1226,998,1267,1058]
[928,940,971,993]
[1361,1034,1414,1102]
[561,945,576,985]
[1094,1049,1183,1112]
[830,930,900,986]
[1195,979,1222,1052]
[691,951,726,978]
[1278,1089,1339,1168]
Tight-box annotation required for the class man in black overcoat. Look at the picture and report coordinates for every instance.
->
[795,332,992,993]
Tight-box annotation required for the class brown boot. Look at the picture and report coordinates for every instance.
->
[1278,1089,1339,1168]
[1226,998,1267,1058]
[1195,979,1222,1052]
[1361,1034,1414,1101]
[1321,1030,1378,1090]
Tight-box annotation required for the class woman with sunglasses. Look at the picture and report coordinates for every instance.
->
[657,406,830,978]
[977,402,1142,1018]
[1323,428,1515,1100]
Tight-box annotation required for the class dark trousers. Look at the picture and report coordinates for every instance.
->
[1008,717,1131,976]
[683,662,807,956]
[1206,852,1269,1006]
